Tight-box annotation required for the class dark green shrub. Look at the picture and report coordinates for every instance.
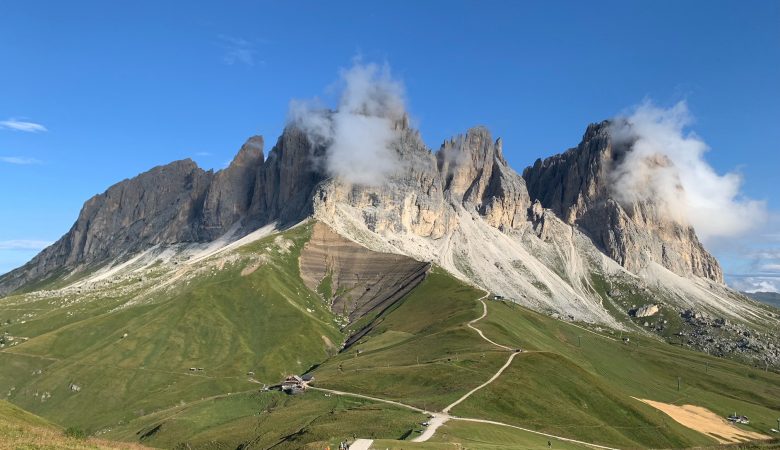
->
[64,426,86,439]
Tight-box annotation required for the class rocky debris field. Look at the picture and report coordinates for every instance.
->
[675,308,780,368]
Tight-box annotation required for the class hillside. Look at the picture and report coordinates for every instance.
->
[0,400,149,449]
[3,119,779,367]
[0,222,778,448]
[1,114,779,448]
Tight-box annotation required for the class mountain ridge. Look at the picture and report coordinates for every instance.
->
[0,119,723,296]
[5,118,770,360]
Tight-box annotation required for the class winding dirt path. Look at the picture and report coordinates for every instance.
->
[321,292,616,450]
[309,387,426,414]
[466,295,515,350]
[443,350,521,414]
[455,417,620,450]
[413,293,520,442]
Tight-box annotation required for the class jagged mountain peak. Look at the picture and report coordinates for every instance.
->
[523,121,723,283]
[1,118,722,303]
[231,135,265,166]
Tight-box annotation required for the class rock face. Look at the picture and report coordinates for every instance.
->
[522,122,723,282]
[438,128,530,231]
[0,119,723,298]
[199,136,264,240]
[299,222,429,322]
[0,130,323,296]
[313,125,530,241]
[633,304,660,318]
[0,159,214,294]
[247,127,326,227]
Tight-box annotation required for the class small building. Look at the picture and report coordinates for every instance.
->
[301,374,314,382]
[281,375,306,395]
[727,413,750,424]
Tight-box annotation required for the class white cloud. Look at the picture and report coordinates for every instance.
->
[751,249,780,260]
[609,100,767,242]
[716,214,780,293]
[0,119,47,133]
[727,275,780,293]
[0,156,42,165]
[219,35,260,66]
[288,60,406,186]
[0,240,52,251]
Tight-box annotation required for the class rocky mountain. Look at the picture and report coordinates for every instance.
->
[0,129,322,296]
[522,122,723,283]
[0,116,771,342]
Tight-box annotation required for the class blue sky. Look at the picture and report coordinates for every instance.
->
[1,1,779,290]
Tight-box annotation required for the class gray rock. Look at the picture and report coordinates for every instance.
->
[0,131,324,295]
[522,122,722,282]
[0,121,732,351]
[634,304,660,318]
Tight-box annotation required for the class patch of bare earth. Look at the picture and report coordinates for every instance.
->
[636,398,770,444]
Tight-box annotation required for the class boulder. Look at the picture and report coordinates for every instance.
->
[635,304,660,318]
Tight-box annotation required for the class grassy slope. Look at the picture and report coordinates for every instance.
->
[105,389,426,449]
[0,223,342,431]
[312,268,508,411]
[108,268,780,449]
[0,399,150,449]
[375,419,595,449]
[312,269,780,448]
[2,224,779,449]
[462,299,780,446]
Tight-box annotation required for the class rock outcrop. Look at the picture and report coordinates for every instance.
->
[299,222,429,322]
[1,119,723,299]
[199,136,264,240]
[0,159,214,294]
[523,122,723,282]
[0,130,323,295]
[247,127,326,226]
[633,304,660,318]
[313,125,530,241]
[438,127,530,230]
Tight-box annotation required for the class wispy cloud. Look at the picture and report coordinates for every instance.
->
[0,156,42,165]
[609,100,767,242]
[715,213,780,293]
[0,118,47,133]
[0,240,52,251]
[726,275,780,294]
[218,35,262,66]
[195,151,212,157]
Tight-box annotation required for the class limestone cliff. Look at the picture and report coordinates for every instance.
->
[522,122,723,282]
[0,130,322,295]
[1,119,722,298]
[313,125,530,242]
